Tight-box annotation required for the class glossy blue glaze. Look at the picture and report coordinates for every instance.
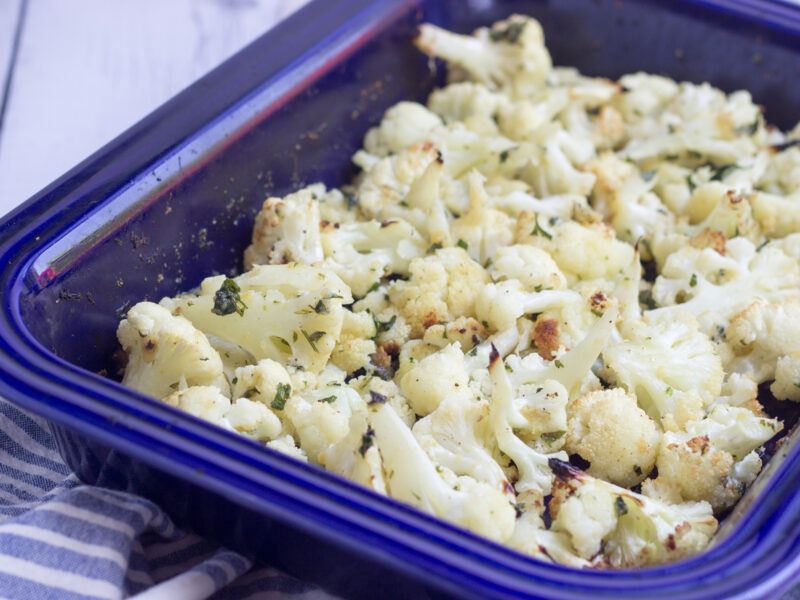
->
[1,1,800,598]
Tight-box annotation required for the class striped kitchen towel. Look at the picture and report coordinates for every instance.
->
[0,397,336,600]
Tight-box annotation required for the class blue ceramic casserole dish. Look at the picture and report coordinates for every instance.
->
[3,0,800,598]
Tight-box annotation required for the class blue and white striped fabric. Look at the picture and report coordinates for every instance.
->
[0,398,337,600]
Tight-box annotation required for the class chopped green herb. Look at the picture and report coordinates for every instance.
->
[319,395,337,403]
[756,240,770,252]
[690,273,698,287]
[270,336,292,354]
[505,362,513,373]
[484,257,493,269]
[231,377,238,385]
[212,278,247,316]
[665,386,673,396]
[541,430,565,446]
[709,163,741,181]
[300,329,325,352]
[457,239,469,251]
[639,289,656,310]
[313,299,329,314]
[426,242,443,254]
[591,309,603,317]
[554,359,564,369]
[243,387,260,399]
[794,382,800,389]
[371,313,397,339]
[467,346,478,357]
[343,191,357,210]
[366,281,380,294]
[271,382,291,410]
[530,215,553,240]
[614,496,628,517]
[169,382,180,391]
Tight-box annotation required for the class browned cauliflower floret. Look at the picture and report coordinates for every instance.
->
[726,300,800,397]
[389,247,490,337]
[514,214,633,285]
[244,184,326,270]
[566,388,661,488]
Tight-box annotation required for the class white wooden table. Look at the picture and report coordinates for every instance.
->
[0,0,310,218]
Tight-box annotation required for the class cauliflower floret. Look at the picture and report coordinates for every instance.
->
[522,130,597,197]
[726,300,800,384]
[413,394,511,495]
[319,412,387,494]
[531,284,618,356]
[508,501,590,567]
[642,405,780,512]
[320,218,427,296]
[329,309,377,374]
[230,359,293,411]
[613,72,679,123]
[363,101,443,157]
[450,171,514,265]
[566,388,661,488]
[651,237,800,337]
[225,397,282,441]
[549,459,717,566]
[515,215,634,285]
[475,279,580,332]
[266,434,308,462]
[427,81,507,125]
[371,403,516,543]
[585,153,676,245]
[400,343,470,416]
[488,347,564,498]
[161,264,352,374]
[350,377,415,428]
[163,386,231,424]
[421,316,489,353]
[620,81,760,164]
[771,353,800,400]
[682,187,761,244]
[751,190,800,238]
[117,302,228,400]
[352,287,410,347]
[244,184,325,270]
[415,15,552,99]
[711,372,760,410]
[282,395,351,463]
[389,247,489,337]
[487,244,567,291]
[501,304,618,403]
[603,310,722,429]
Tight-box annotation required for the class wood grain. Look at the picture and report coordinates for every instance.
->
[0,0,310,216]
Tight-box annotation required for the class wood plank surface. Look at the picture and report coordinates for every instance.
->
[0,0,309,216]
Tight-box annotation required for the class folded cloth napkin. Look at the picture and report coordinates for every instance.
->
[0,398,335,600]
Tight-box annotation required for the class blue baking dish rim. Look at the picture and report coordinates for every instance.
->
[2,0,800,598]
